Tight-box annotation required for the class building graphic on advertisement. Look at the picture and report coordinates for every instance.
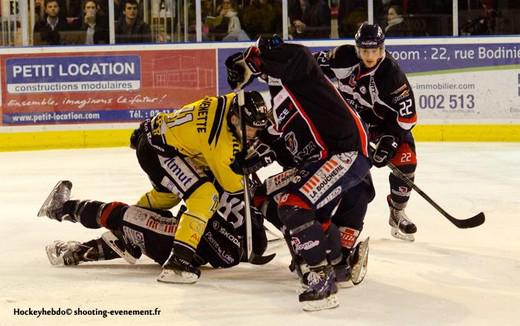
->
[152,56,215,90]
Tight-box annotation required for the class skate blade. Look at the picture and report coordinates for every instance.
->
[391,227,415,242]
[301,294,339,312]
[37,180,72,219]
[336,279,354,288]
[157,269,198,284]
[351,237,369,285]
[101,231,137,264]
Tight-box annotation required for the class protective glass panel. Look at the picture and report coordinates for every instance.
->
[375,0,452,37]
[459,0,520,35]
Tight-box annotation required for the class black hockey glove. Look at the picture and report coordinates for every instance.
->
[371,135,399,168]
[314,50,330,67]
[225,47,261,90]
[233,141,276,175]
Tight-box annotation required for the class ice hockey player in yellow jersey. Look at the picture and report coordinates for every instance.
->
[130,91,269,284]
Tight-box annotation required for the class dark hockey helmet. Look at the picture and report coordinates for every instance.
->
[355,23,385,48]
[230,91,269,128]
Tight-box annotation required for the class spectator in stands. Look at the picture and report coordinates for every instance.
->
[34,0,70,45]
[385,4,409,36]
[71,0,109,44]
[337,0,366,38]
[208,0,249,41]
[115,0,152,44]
[289,0,331,39]
[241,0,282,39]
[461,0,497,35]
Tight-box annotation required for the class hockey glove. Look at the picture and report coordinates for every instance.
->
[234,141,276,175]
[371,135,399,168]
[314,50,330,67]
[225,47,261,90]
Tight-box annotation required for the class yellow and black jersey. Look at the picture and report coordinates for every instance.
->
[144,92,243,193]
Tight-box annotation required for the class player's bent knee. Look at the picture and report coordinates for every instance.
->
[175,183,220,249]
[184,182,219,220]
[99,202,128,230]
[277,194,315,230]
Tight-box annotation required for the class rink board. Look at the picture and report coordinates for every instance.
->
[2,124,519,151]
[0,38,519,150]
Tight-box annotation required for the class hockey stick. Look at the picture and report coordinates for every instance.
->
[370,143,485,228]
[236,89,254,262]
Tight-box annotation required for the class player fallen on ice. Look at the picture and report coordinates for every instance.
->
[37,91,271,283]
[314,23,419,241]
[37,180,272,270]
[225,35,371,311]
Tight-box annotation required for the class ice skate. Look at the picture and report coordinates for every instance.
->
[37,180,73,222]
[333,262,354,288]
[388,195,417,241]
[157,254,201,284]
[101,231,139,264]
[299,265,339,312]
[349,237,369,285]
[45,240,98,266]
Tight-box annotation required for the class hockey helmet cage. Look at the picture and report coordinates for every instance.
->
[355,23,385,49]
[231,91,269,128]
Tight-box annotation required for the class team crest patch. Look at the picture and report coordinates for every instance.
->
[284,132,298,155]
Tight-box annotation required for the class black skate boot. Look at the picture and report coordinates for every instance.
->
[332,249,354,288]
[157,247,201,284]
[388,195,417,241]
[349,237,370,285]
[101,231,141,264]
[45,240,99,266]
[299,265,339,311]
[37,180,74,222]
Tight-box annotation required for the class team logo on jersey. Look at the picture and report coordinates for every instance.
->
[284,132,298,155]
[359,86,367,95]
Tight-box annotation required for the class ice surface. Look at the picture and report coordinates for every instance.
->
[1,143,519,326]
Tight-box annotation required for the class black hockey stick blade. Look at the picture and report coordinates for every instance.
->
[447,211,485,229]
[249,252,276,265]
[370,141,487,229]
